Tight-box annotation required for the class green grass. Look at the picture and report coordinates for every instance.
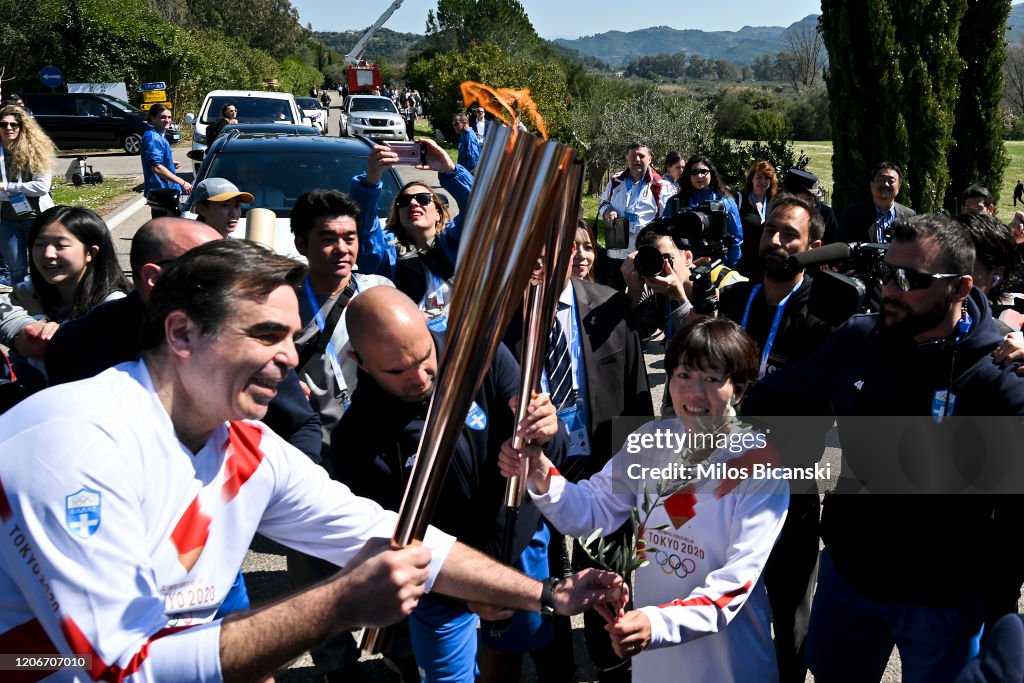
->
[50,177,138,213]
[792,140,834,202]
[999,141,1024,219]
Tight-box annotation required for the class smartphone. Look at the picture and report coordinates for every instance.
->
[388,141,426,166]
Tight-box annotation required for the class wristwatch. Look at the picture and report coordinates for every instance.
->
[540,577,561,616]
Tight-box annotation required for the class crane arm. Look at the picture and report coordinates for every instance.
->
[345,0,406,65]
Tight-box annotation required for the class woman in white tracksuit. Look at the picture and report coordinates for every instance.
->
[499,318,789,682]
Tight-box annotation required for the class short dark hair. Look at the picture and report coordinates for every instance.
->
[140,240,306,350]
[870,161,903,183]
[960,184,994,209]
[766,193,826,243]
[627,141,650,154]
[955,211,1018,299]
[663,150,682,168]
[664,318,759,390]
[290,189,362,240]
[890,214,975,276]
[148,103,170,120]
[636,224,685,252]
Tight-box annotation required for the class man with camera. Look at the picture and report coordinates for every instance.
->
[717,193,830,683]
[744,214,1024,683]
[599,142,677,289]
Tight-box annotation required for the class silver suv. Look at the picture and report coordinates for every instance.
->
[340,95,406,141]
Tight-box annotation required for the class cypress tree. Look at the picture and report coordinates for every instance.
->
[946,0,1011,210]
[821,0,969,213]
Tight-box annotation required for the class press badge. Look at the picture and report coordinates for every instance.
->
[427,314,448,333]
[931,389,956,423]
[8,192,33,216]
[558,402,590,458]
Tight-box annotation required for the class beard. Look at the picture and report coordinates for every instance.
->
[760,249,798,281]
[881,292,955,340]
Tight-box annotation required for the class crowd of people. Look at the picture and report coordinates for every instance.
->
[0,96,1023,683]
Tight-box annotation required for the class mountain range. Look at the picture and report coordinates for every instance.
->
[323,3,1024,70]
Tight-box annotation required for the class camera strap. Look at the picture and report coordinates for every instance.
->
[741,278,806,379]
[298,277,357,386]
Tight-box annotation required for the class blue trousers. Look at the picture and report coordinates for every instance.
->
[0,216,32,284]
[807,550,983,683]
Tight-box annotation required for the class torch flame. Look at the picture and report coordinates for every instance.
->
[461,81,548,141]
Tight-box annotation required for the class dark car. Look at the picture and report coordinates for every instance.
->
[21,92,180,154]
[183,132,403,259]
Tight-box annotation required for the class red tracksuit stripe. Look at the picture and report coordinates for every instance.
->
[658,580,753,610]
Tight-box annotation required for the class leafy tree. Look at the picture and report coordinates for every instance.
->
[821,0,967,213]
[426,0,538,54]
[947,0,1010,209]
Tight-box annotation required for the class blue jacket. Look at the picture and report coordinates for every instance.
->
[350,164,474,283]
[664,188,743,267]
[457,128,481,171]
[141,125,180,196]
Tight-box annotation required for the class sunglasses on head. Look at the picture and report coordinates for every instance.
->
[395,192,433,209]
[879,263,962,292]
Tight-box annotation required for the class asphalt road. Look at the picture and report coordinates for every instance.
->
[73,93,907,682]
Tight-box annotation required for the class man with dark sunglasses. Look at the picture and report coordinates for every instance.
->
[743,213,1024,683]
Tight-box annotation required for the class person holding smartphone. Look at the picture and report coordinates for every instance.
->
[349,138,474,333]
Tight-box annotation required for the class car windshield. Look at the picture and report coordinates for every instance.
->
[295,98,320,110]
[204,148,401,218]
[350,98,398,114]
[95,94,142,115]
[203,97,296,124]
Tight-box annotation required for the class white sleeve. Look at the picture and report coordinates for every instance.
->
[598,180,615,215]
[529,457,636,538]
[0,420,223,682]
[639,478,789,649]
[659,179,678,212]
[6,170,53,198]
[255,435,455,593]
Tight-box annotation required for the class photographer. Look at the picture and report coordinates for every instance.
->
[669,155,743,267]
[717,193,831,683]
[622,224,744,355]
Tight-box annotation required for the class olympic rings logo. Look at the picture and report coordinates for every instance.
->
[655,550,697,578]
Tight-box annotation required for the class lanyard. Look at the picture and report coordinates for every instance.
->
[875,206,895,242]
[750,192,766,223]
[303,276,353,390]
[740,279,804,378]
[624,176,646,214]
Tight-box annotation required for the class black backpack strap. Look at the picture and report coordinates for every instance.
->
[296,281,357,372]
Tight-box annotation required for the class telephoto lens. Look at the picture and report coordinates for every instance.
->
[634,245,669,277]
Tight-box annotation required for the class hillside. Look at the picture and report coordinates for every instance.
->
[315,27,424,64]
[552,14,818,67]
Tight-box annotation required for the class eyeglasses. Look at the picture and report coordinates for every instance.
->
[0,122,20,129]
[690,168,710,176]
[395,192,433,209]
[879,263,962,292]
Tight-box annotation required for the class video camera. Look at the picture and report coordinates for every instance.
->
[633,200,732,315]
[788,241,890,327]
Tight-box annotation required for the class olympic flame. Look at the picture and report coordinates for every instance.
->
[361,86,578,654]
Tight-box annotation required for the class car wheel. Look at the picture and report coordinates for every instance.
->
[122,133,142,155]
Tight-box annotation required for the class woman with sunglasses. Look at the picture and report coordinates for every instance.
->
[0,104,56,285]
[350,138,474,332]
[671,155,743,268]
[498,318,788,682]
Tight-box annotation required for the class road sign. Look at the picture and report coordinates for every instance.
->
[39,65,64,88]
[138,82,167,92]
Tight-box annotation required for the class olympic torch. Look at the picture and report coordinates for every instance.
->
[361,118,578,654]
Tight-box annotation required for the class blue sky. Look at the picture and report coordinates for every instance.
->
[293,0,825,39]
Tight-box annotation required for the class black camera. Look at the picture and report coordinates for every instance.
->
[634,246,671,277]
[661,198,729,259]
[789,242,889,326]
